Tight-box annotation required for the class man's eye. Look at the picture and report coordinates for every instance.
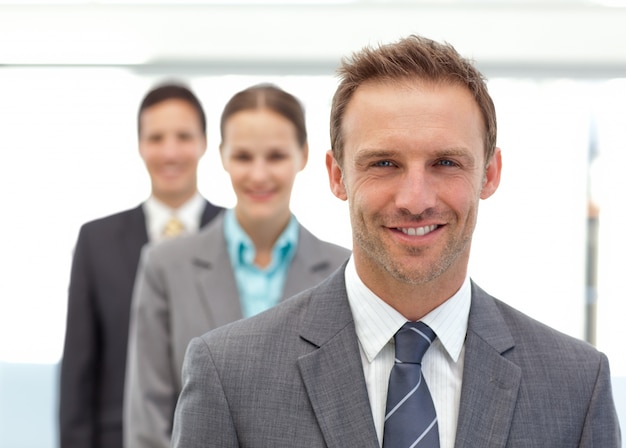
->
[268,152,287,161]
[374,160,394,167]
[437,159,458,167]
[147,135,163,143]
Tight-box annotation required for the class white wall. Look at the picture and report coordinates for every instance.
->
[1,3,626,72]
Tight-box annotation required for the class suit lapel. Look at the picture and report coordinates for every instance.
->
[120,205,149,275]
[191,214,244,327]
[282,224,333,299]
[199,200,223,228]
[454,283,521,448]
[190,215,323,326]
[297,269,380,448]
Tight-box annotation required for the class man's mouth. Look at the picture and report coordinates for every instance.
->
[398,225,439,236]
[247,189,276,199]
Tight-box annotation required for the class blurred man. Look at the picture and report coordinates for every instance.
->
[59,82,223,448]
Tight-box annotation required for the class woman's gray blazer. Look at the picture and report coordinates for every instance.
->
[123,211,350,448]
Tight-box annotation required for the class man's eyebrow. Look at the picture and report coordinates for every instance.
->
[434,148,478,165]
[435,147,471,156]
[353,149,399,165]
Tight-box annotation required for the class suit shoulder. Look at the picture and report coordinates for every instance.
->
[199,267,348,348]
[298,224,351,257]
[201,286,314,346]
[78,206,143,236]
[146,216,223,261]
[317,239,351,258]
[492,296,602,361]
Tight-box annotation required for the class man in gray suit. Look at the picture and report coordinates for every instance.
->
[171,35,621,447]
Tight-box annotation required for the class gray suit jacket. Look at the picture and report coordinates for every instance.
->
[172,264,621,448]
[124,212,351,448]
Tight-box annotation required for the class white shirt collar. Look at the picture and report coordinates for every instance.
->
[143,192,205,242]
[345,255,470,364]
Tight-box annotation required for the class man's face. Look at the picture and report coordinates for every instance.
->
[139,98,206,207]
[327,80,501,289]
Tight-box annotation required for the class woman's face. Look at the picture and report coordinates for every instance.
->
[220,108,308,226]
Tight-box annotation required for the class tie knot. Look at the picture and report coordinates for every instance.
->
[394,321,436,364]
[162,216,185,238]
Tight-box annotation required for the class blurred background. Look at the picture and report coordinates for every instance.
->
[0,1,625,446]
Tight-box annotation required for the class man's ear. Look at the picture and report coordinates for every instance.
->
[326,150,348,201]
[481,147,502,200]
[299,143,309,171]
[199,136,208,157]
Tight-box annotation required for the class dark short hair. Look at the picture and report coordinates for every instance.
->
[138,82,206,137]
[330,34,497,167]
[220,83,307,148]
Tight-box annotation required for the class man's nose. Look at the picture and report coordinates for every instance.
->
[394,168,437,215]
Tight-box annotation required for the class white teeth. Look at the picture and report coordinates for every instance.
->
[400,225,437,236]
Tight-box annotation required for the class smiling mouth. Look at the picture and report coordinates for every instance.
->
[247,190,276,199]
[398,225,439,236]
[160,165,183,177]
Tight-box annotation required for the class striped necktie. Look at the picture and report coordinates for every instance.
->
[383,321,439,448]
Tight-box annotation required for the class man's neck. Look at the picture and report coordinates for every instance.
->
[153,189,198,210]
[353,255,468,321]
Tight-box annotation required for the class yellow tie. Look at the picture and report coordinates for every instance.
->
[162,216,185,238]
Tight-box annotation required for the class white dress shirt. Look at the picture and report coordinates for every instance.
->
[344,256,470,448]
[143,192,205,243]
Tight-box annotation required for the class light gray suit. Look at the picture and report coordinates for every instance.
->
[172,264,621,447]
[124,212,350,448]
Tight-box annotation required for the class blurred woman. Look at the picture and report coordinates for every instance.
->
[124,83,350,448]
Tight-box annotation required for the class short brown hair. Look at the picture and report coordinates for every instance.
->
[330,34,497,167]
[138,81,206,137]
[220,83,307,148]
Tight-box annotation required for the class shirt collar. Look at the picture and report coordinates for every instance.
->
[345,255,470,364]
[143,192,205,242]
[223,208,299,271]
